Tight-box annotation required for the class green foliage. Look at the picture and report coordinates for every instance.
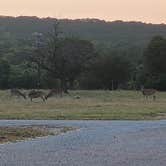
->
[80,54,131,89]
[31,24,95,91]
[143,36,166,90]
[0,59,10,89]
[0,16,166,90]
[8,65,38,89]
[0,16,166,49]
[144,36,166,74]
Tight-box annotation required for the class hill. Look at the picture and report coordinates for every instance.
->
[0,16,166,49]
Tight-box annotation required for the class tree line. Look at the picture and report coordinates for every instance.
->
[0,23,166,91]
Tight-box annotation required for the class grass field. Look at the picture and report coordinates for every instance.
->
[0,90,166,120]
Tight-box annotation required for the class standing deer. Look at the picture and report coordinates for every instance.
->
[28,90,46,102]
[45,89,63,100]
[10,89,26,99]
[141,88,157,101]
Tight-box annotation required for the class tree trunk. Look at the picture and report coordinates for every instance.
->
[69,79,74,90]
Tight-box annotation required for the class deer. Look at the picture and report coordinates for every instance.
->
[28,90,46,102]
[10,89,26,99]
[45,89,63,100]
[141,87,157,101]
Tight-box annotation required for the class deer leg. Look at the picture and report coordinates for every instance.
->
[145,95,147,100]
[22,95,26,100]
[41,96,46,102]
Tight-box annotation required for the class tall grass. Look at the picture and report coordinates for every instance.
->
[0,90,166,120]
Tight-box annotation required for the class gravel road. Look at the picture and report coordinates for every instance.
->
[0,120,166,166]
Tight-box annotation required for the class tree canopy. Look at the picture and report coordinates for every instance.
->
[143,36,166,90]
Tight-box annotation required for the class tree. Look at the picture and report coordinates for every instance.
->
[30,23,95,93]
[144,36,166,90]
[144,36,166,75]
[80,54,131,90]
[57,38,95,89]
[0,59,11,89]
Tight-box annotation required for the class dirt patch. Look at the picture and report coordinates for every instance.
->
[0,125,74,144]
[154,113,166,120]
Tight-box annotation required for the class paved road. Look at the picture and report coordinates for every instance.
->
[0,120,166,166]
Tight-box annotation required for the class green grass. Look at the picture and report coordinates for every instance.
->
[0,90,166,120]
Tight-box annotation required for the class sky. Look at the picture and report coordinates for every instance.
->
[0,0,165,24]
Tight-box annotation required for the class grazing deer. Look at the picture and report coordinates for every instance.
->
[141,88,157,101]
[45,89,63,100]
[10,89,26,99]
[28,90,46,102]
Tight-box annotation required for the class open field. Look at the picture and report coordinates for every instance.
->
[0,90,166,120]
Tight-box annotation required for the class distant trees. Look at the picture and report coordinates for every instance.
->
[79,54,131,89]
[143,36,166,90]
[0,59,10,89]
[57,38,95,90]
[0,18,166,91]
[144,36,166,75]
[8,66,38,89]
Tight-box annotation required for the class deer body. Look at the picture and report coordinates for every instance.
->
[28,90,46,102]
[10,89,26,99]
[141,88,157,100]
[45,89,63,100]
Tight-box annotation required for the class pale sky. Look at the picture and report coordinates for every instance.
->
[0,0,165,24]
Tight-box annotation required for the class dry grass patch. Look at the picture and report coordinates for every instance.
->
[0,125,74,144]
